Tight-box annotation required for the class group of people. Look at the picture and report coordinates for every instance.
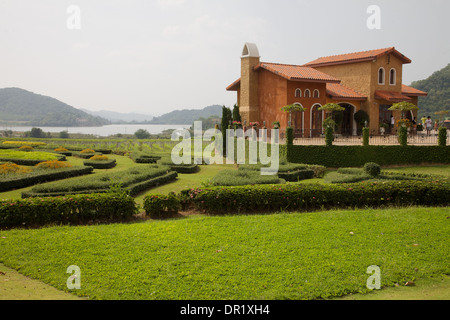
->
[388,115,438,136]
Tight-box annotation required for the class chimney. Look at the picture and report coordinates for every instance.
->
[240,43,260,124]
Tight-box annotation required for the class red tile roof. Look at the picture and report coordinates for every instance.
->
[255,62,341,83]
[304,47,412,67]
[401,84,427,96]
[375,90,412,102]
[326,83,367,101]
[226,78,241,91]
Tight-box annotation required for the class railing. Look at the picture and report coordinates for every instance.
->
[246,127,450,146]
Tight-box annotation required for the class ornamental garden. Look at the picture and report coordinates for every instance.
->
[0,126,449,300]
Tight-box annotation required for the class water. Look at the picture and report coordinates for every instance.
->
[1,124,191,137]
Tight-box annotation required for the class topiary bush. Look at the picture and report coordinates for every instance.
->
[143,192,181,218]
[398,126,408,146]
[438,127,447,146]
[363,162,381,177]
[362,127,369,146]
[325,126,333,147]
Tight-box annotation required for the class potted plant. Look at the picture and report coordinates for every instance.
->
[379,122,389,134]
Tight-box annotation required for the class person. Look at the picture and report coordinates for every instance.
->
[412,117,417,135]
[425,116,433,136]
[390,115,395,133]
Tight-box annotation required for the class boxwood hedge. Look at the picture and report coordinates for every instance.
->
[83,159,117,169]
[0,193,138,229]
[284,145,450,167]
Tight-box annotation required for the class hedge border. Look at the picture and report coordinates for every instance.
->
[83,159,117,169]
[0,155,66,166]
[284,145,450,167]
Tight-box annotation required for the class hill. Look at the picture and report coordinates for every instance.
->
[410,63,450,118]
[80,109,154,123]
[149,105,222,124]
[0,88,110,127]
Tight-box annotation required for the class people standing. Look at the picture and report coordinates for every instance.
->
[390,115,395,134]
[425,116,433,136]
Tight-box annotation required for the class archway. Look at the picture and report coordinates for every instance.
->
[310,104,323,137]
[338,103,356,136]
[292,103,304,138]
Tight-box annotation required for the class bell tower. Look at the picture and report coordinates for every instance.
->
[240,43,260,124]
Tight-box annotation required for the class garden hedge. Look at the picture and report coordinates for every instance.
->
[0,193,138,229]
[0,156,66,166]
[180,180,450,214]
[83,159,117,169]
[0,166,94,192]
[284,145,450,167]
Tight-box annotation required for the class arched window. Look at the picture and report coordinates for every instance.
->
[313,89,320,98]
[378,67,385,85]
[295,88,302,98]
[304,89,311,98]
[389,68,396,85]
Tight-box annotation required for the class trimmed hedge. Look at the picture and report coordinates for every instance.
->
[0,193,138,229]
[0,156,66,166]
[180,180,450,214]
[0,166,94,192]
[284,145,450,167]
[277,169,315,182]
[83,159,117,169]
[130,153,162,164]
[143,192,181,218]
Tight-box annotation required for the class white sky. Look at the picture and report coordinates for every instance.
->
[0,0,449,116]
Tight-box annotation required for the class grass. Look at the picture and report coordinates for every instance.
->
[0,206,448,300]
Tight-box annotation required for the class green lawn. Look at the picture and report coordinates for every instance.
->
[0,206,448,300]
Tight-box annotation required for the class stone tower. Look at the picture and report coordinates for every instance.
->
[240,43,260,124]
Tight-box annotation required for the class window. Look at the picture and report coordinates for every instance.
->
[304,89,311,98]
[313,89,320,98]
[295,88,301,98]
[389,68,396,85]
[378,67,385,85]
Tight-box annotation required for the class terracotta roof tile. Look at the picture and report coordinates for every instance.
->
[375,90,412,102]
[226,78,241,91]
[304,47,411,67]
[255,62,340,83]
[401,84,427,96]
[326,83,367,101]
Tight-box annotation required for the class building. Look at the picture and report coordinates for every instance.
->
[226,43,427,136]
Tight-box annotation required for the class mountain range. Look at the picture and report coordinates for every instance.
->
[80,109,154,123]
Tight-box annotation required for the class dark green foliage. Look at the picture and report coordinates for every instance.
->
[284,145,450,167]
[157,158,199,173]
[0,166,94,192]
[410,63,450,118]
[130,152,161,163]
[398,126,408,146]
[180,180,450,214]
[22,165,177,197]
[59,131,69,139]
[134,129,151,139]
[277,169,314,182]
[209,169,284,186]
[27,127,45,138]
[0,193,138,229]
[438,127,447,146]
[286,127,294,146]
[362,127,369,146]
[232,104,241,122]
[0,157,66,166]
[143,192,181,218]
[325,126,333,146]
[363,162,381,177]
[221,106,232,155]
[83,159,117,169]
[354,110,369,127]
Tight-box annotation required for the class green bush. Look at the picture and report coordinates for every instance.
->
[83,159,117,169]
[325,126,333,147]
[284,145,450,167]
[180,180,450,214]
[130,152,162,163]
[398,126,408,146]
[143,192,181,218]
[277,169,314,182]
[0,193,138,229]
[0,166,94,192]
[286,127,294,146]
[157,158,199,173]
[438,127,447,146]
[362,127,369,146]
[363,162,381,177]
[22,165,176,197]
[209,169,284,186]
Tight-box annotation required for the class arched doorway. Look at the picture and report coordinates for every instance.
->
[338,103,356,136]
[310,104,323,137]
[292,103,304,138]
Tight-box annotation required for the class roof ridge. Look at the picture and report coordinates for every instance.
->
[312,47,395,60]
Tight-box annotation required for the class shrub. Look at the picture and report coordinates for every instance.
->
[438,127,447,146]
[180,180,450,214]
[0,193,138,229]
[83,158,117,169]
[362,127,369,146]
[363,162,381,177]
[35,160,72,169]
[80,148,96,154]
[284,145,450,167]
[19,145,33,151]
[210,169,284,186]
[325,126,333,147]
[398,126,408,146]
[54,147,69,152]
[143,192,181,218]
[286,127,294,146]
[89,155,109,161]
[0,162,32,175]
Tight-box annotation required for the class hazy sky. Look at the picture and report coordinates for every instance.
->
[0,0,449,116]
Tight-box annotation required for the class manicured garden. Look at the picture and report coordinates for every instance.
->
[0,138,449,300]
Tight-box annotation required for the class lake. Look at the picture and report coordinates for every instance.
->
[2,124,191,137]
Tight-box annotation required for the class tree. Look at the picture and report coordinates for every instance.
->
[134,129,151,139]
[59,131,69,139]
[281,104,306,127]
[388,101,418,119]
[232,104,241,123]
[221,106,232,156]
[319,103,345,130]
[26,127,45,138]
